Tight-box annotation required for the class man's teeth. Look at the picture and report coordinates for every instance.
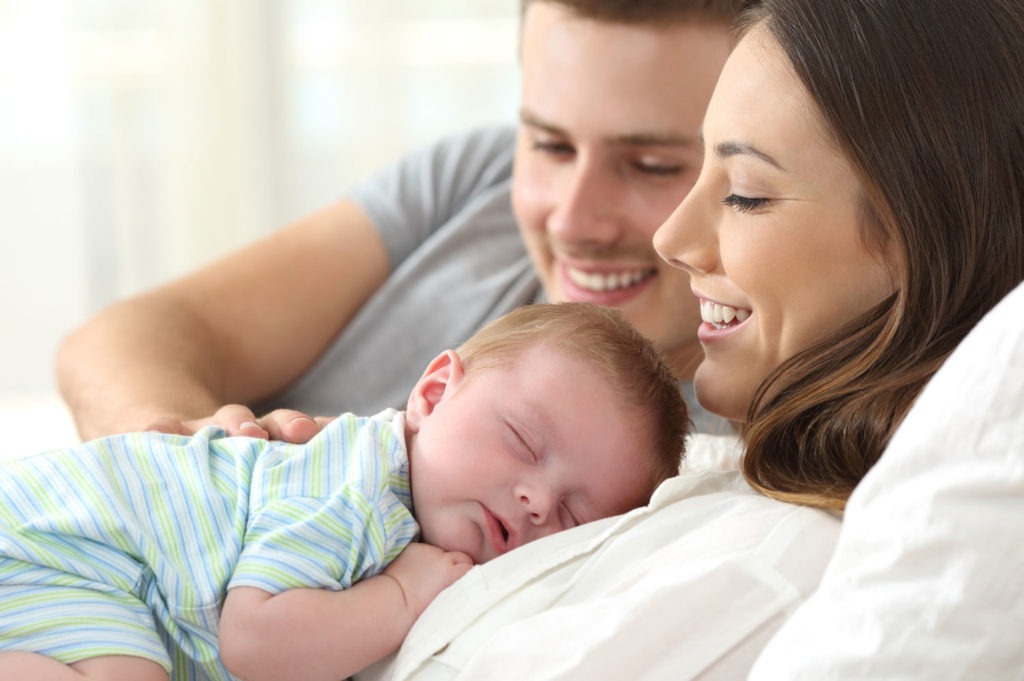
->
[701,299,750,329]
[567,267,654,292]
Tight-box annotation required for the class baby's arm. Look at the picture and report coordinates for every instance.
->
[219,542,472,681]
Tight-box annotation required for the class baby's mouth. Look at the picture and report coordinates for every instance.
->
[700,299,751,330]
[483,505,513,555]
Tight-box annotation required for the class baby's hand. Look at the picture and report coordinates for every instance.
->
[383,542,473,617]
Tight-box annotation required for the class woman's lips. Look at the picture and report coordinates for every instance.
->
[699,298,751,328]
[696,297,752,342]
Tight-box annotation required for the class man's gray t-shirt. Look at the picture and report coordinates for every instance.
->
[262,126,731,435]
[263,126,538,417]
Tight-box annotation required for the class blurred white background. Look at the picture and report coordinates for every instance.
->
[0,0,519,454]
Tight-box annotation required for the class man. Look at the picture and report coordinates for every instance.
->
[56,0,741,442]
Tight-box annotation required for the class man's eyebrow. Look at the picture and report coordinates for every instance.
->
[618,131,697,148]
[714,139,785,171]
[519,109,697,148]
[519,109,562,134]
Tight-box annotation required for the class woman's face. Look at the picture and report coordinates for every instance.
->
[653,26,898,422]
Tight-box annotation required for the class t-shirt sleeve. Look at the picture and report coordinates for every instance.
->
[346,125,516,271]
[229,489,417,595]
[229,413,419,595]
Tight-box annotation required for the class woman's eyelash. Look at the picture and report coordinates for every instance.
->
[722,194,769,212]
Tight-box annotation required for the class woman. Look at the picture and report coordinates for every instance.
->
[657,0,1024,510]
[358,0,1024,678]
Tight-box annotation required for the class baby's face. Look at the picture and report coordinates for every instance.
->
[408,345,655,564]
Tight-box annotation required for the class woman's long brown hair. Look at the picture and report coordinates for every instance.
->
[737,0,1024,510]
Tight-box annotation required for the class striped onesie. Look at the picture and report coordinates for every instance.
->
[0,409,418,680]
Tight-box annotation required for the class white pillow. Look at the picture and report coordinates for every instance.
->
[750,281,1024,679]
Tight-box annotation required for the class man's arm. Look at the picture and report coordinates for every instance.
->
[219,543,473,681]
[56,199,389,440]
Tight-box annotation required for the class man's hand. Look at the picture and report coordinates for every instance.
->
[383,542,474,618]
[145,404,334,443]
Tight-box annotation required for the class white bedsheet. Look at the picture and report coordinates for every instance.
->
[357,434,841,681]
[0,392,78,462]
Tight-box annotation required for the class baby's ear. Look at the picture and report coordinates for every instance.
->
[405,349,464,431]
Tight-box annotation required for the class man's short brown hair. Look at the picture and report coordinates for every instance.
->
[521,0,748,24]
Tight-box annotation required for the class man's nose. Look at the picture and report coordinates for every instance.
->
[547,160,622,246]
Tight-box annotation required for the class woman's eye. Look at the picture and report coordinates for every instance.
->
[722,193,769,213]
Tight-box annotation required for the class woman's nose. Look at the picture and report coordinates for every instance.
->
[653,182,717,275]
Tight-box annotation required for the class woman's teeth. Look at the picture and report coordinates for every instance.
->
[567,267,655,292]
[701,299,750,329]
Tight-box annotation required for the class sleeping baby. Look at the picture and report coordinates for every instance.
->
[0,302,687,681]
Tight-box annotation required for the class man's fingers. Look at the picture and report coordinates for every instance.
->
[257,409,323,443]
[144,416,191,436]
[174,404,269,439]
[210,404,268,438]
[155,405,330,443]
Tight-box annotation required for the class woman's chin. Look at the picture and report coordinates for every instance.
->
[693,367,750,424]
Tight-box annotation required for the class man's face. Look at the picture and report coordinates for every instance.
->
[512,4,733,377]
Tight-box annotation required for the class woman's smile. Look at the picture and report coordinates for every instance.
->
[699,298,751,330]
[653,26,898,421]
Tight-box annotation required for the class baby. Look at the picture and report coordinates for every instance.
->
[0,302,688,681]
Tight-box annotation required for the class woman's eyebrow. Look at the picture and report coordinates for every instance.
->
[714,139,786,171]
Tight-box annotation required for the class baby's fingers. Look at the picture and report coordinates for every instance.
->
[445,551,474,582]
